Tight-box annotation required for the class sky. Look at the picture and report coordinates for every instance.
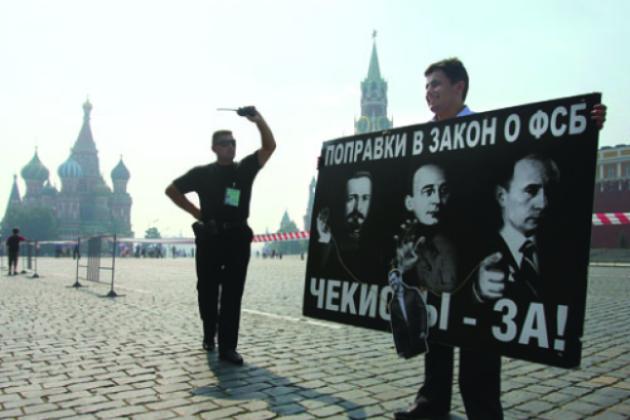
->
[1,0,628,238]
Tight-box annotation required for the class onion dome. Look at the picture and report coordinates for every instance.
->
[58,156,83,178]
[21,149,49,181]
[111,157,130,180]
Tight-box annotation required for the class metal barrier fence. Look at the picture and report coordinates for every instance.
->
[20,242,29,274]
[73,234,119,297]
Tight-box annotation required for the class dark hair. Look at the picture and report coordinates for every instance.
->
[212,130,233,145]
[12,228,19,234]
[496,153,560,191]
[424,57,469,101]
[348,171,372,182]
[346,171,372,194]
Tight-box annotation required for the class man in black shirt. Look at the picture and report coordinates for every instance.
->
[5,228,26,276]
[165,107,276,365]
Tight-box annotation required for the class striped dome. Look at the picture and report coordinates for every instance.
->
[57,157,83,178]
[21,151,49,181]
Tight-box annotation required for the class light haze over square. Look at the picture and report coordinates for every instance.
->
[1,0,627,237]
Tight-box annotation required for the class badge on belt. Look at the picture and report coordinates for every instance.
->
[224,187,241,207]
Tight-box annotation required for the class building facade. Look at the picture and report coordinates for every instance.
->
[3,100,133,239]
[591,144,630,248]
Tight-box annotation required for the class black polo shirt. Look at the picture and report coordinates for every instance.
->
[173,152,261,223]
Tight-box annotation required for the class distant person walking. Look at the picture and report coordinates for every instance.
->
[165,106,276,365]
[73,243,80,260]
[6,228,26,276]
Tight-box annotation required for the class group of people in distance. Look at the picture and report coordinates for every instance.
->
[166,57,606,419]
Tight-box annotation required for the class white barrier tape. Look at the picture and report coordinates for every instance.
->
[592,212,630,226]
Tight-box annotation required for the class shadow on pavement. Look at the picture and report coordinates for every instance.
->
[191,352,367,418]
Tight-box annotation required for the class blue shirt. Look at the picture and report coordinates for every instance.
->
[431,105,474,122]
[456,105,474,117]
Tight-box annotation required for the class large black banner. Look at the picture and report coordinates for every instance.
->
[303,94,601,368]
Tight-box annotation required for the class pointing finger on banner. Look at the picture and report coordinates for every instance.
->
[476,252,507,300]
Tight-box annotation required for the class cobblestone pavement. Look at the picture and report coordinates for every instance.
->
[1,256,629,419]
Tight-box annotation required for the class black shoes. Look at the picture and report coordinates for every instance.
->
[219,350,244,365]
[201,323,242,365]
[394,396,449,419]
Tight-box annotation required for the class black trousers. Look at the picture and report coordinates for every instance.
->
[8,251,18,269]
[418,343,503,420]
[194,225,252,352]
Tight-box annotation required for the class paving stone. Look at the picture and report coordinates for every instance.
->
[0,394,22,404]
[233,411,276,420]
[146,398,191,411]
[19,408,77,419]
[131,410,178,420]
[561,400,603,416]
[95,404,148,418]
[270,402,307,415]
[171,401,219,416]
[2,397,45,410]
[199,406,245,419]
[309,404,346,417]
[539,409,586,420]
[514,399,555,415]
[587,412,629,420]
[0,408,23,418]
[75,400,126,415]
[613,381,630,390]
[503,390,539,407]
[542,391,577,404]
[57,395,109,409]
[107,388,156,401]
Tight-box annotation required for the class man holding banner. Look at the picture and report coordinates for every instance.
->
[394,58,607,420]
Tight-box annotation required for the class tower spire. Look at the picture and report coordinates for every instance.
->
[8,174,21,204]
[355,31,392,134]
[71,99,101,179]
[367,30,381,80]
[3,174,22,224]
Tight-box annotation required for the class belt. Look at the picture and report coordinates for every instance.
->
[209,220,247,230]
